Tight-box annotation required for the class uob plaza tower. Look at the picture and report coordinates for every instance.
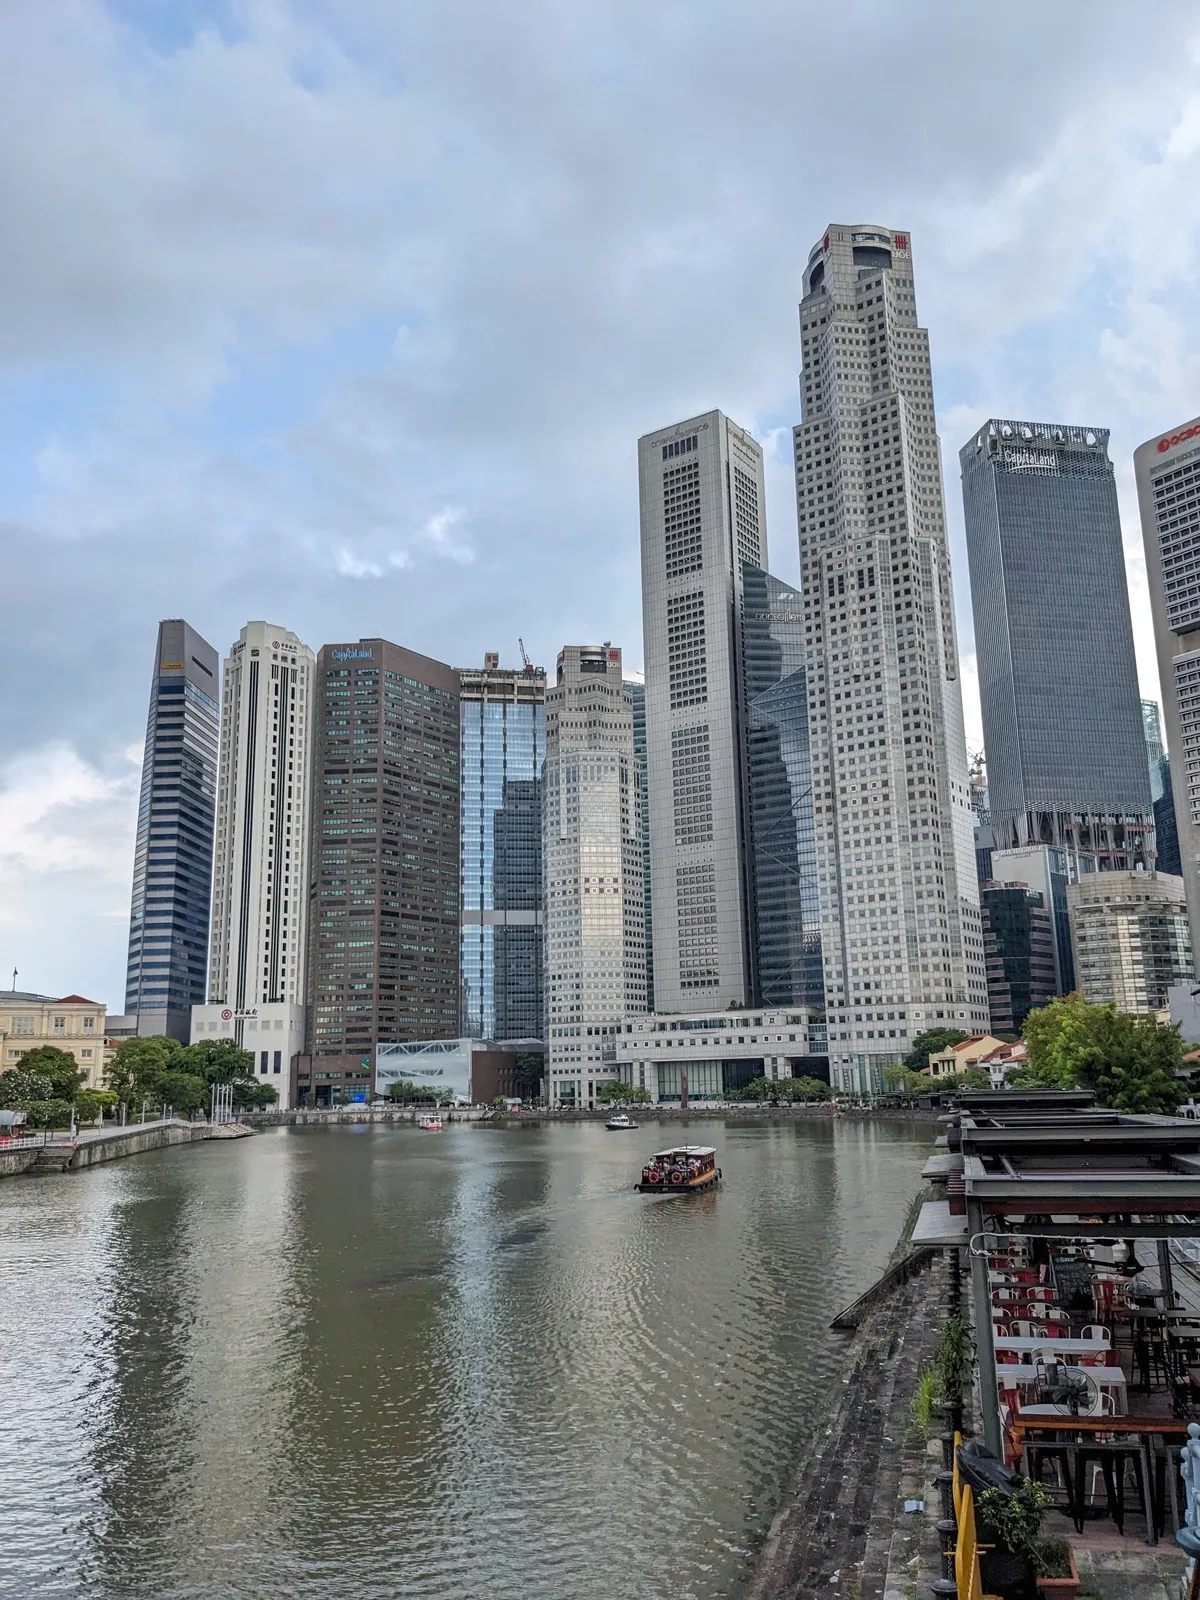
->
[793,225,989,1093]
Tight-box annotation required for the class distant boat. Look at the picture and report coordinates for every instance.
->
[417,1115,444,1132]
[636,1145,721,1195]
[605,1113,638,1131]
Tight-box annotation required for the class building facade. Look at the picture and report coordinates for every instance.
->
[794,223,988,1094]
[610,1005,821,1103]
[1143,700,1182,878]
[623,677,655,1013]
[190,622,315,1108]
[742,565,824,1011]
[988,843,1088,996]
[0,992,107,1086]
[978,883,1057,1035]
[123,620,219,1040]
[1137,419,1200,962]
[962,420,1153,868]
[638,411,764,1012]
[543,645,647,1105]
[459,657,546,1041]
[297,639,460,1105]
[1067,870,1193,1013]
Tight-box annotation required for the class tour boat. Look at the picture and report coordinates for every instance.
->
[417,1115,444,1132]
[605,1113,638,1131]
[636,1145,721,1195]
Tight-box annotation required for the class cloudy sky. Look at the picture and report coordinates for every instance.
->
[4,0,1200,1010]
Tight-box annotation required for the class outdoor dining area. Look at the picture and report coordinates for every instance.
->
[915,1088,1200,1583]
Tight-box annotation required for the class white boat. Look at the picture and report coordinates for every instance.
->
[417,1115,444,1132]
[605,1113,638,1131]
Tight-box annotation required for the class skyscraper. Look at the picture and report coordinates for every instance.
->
[298,639,460,1104]
[459,657,545,1041]
[742,565,823,1011]
[1068,869,1193,1013]
[622,677,655,1012]
[978,882,1056,1035]
[961,420,1152,869]
[543,644,647,1106]
[638,411,764,1011]
[123,620,219,1040]
[190,622,315,1107]
[1143,699,1182,878]
[794,224,988,1093]
[1137,417,1200,963]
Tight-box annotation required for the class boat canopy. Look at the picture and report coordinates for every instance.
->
[651,1145,716,1159]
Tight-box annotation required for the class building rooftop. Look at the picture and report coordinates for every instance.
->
[3,991,102,1006]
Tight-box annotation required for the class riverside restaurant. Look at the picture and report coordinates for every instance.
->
[917,1089,1200,1583]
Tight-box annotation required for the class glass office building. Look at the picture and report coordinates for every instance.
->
[459,661,546,1040]
[742,566,824,1012]
[124,620,220,1039]
[961,421,1153,867]
[623,678,654,1013]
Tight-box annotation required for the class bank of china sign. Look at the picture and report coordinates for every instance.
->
[1004,447,1058,472]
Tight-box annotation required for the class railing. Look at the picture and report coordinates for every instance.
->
[954,1484,993,1600]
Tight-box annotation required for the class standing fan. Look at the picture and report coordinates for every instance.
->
[1038,1361,1100,1416]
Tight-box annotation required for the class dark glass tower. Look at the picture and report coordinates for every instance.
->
[961,421,1153,867]
[741,566,824,1013]
[305,640,460,1098]
[124,620,219,1039]
[458,660,545,1041]
[979,882,1057,1034]
[1143,700,1182,877]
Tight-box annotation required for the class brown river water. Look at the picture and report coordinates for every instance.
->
[0,1116,928,1599]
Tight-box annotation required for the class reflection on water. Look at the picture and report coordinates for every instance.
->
[0,1117,927,1599]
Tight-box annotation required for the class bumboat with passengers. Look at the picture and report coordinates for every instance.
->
[636,1145,721,1195]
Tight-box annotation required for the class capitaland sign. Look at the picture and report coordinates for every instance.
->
[1158,423,1200,454]
[1004,447,1057,471]
[331,647,374,662]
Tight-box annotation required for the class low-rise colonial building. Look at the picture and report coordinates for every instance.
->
[0,992,108,1087]
[606,1007,824,1105]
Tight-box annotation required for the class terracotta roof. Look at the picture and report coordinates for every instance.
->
[56,994,101,1006]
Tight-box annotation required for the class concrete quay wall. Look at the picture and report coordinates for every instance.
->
[0,1120,252,1177]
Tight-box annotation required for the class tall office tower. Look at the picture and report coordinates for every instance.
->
[543,645,647,1107]
[794,224,987,1093]
[297,639,460,1105]
[190,623,315,1106]
[962,420,1153,869]
[989,844,1085,997]
[638,410,765,1011]
[123,620,219,1040]
[459,656,546,1041]
[1137,418,1200,964]
[742,565,824,1012]
[1143,699,1183,877]
[978,882,1056,1035]
[1067,869,1193,1013]
[623,677,655,1012]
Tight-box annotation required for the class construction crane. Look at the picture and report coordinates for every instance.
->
[518,638,533,673]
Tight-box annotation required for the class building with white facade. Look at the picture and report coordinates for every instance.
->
[543,644,647,1106]
[608,1005,820,1103]
[1136,416,1200,970]
[794,224,988,1093]
[190,621,315,1107]
[1067,869,1193,1014]
[638,412,764,1012]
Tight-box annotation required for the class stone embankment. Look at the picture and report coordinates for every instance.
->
[0,1118,253,1177]
[239,1104,938,1127]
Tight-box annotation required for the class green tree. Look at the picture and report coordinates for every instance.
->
[105,1037,181,1105]
[742,1075,793,1104]
[177,1039,271,1109]
[789,1075,832,1101]
[1021,994,1184,1114]
[158,1071,209,1115]
[511,1052,544,1099]
[883,1065,929,1098]
[0,1049,90,1128]
[904,1027,970,1075]
[595,1079,652,1105]
[386,1078,430,1103]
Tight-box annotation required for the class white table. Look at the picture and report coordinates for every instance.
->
[993,1336,1107,1358]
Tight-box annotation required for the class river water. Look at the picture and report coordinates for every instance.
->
[0,1117,928,1599]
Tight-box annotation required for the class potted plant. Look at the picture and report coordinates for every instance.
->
[977,1480,1081,1599]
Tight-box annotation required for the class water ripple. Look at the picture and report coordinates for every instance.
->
[0,1117,927,1599]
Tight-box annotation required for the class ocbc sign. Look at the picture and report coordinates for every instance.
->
[1158,423,1200,453]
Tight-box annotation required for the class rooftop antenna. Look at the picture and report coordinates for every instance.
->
[11,968,16,991]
